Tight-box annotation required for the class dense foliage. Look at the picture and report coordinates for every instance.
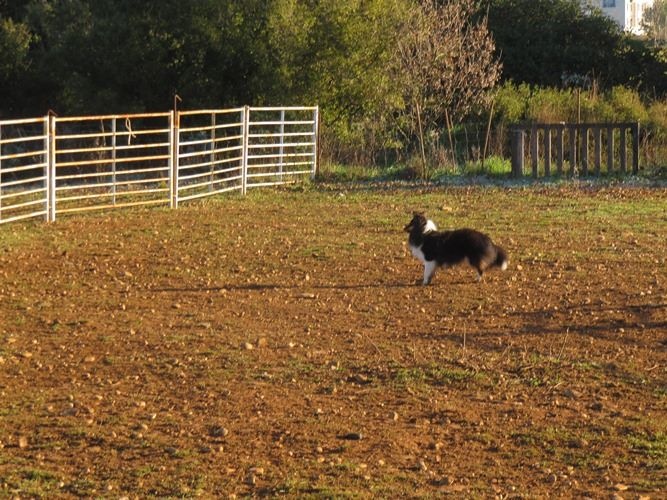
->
[1,0,666,169]
[485,0,667,94]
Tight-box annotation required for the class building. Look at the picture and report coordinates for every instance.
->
[582,0,654,34]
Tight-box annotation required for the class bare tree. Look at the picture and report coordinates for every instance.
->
[395,0,501,176]
[643,0,667,47]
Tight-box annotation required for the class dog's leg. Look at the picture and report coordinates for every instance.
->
[423,261,437,285]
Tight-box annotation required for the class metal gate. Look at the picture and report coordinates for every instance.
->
[0,106,319,224]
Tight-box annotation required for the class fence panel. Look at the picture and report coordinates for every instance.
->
[245,107,318,189]
[511,122,640,178]
[0,117,50,224]
[176,108,245,205]
[53,113,172,215]
[0,105,318,225]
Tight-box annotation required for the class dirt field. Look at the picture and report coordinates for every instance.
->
[0,184,665,498]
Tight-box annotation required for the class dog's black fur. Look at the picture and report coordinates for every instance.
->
[404,212,508,285]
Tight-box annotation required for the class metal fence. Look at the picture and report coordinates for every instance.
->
[0,106,318,224]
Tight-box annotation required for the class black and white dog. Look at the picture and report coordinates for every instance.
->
[405,213,508,285]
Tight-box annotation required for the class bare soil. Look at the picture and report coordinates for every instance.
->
[0,184,666,498]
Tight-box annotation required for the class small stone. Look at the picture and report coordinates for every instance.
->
[546,473,557,484]
[243,342,254,350]
[249,467,264,476]
[84,355,96,363]
[257,338,268,348]
[417,460,428,471]
[209,425,229,438]
[562,388,581,399]
[337,432,363,441]
[614,484,629,491]
[18,436,28,449]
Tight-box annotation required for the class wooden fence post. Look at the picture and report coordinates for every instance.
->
[594,126,602,175]
[632,122,640,174]
[511,128,524,178]
[556,124,564,176]
[581,125,589,176]
[568,125,577,176]
[530,124,538,178]
[620,125,627,174]
[606,126,614,174]
[543,125,551,176]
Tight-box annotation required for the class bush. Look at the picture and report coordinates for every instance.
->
[606,86,650,123]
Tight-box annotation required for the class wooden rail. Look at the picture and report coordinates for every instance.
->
[511,122,640,177]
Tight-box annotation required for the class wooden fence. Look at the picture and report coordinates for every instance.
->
[0,106,318,225]
[511,122,640,177]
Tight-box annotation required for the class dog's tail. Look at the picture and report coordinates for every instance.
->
[494,245,509,271]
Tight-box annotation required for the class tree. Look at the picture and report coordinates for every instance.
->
[395,0,501,175]
[485,0,626,88]
[643,0,667,46]
[0,16,31,116]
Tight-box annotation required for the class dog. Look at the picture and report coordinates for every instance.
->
[404,212,508,285]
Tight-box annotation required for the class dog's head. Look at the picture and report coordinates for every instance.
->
[404,212,428,233]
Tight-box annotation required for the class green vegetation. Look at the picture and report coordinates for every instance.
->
[1,0,667,175]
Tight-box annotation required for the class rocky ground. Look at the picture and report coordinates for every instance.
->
[0,184,665,498]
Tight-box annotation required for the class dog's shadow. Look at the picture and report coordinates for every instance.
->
[150,281,420,293]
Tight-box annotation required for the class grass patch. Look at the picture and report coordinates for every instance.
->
[629,432,667,466]
[393,364,479,389]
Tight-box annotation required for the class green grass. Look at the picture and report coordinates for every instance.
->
[629,432,667,465]
[393,363,479,390]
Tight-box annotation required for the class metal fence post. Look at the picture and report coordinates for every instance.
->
[312,106,319,179]
[111,117,117,205]
[210,112,216,192]
[47,113,57,222]
[242,106,249,195]
[279,109,285,183]
[170,110,180,209]
[0,123,3,221]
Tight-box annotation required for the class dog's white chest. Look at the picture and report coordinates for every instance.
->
[409,243,427,264]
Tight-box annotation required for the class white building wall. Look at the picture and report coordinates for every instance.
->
[582,0,654,34]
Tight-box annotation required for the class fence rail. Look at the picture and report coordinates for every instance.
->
[0,105,318,224]
[511,122,640,178]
